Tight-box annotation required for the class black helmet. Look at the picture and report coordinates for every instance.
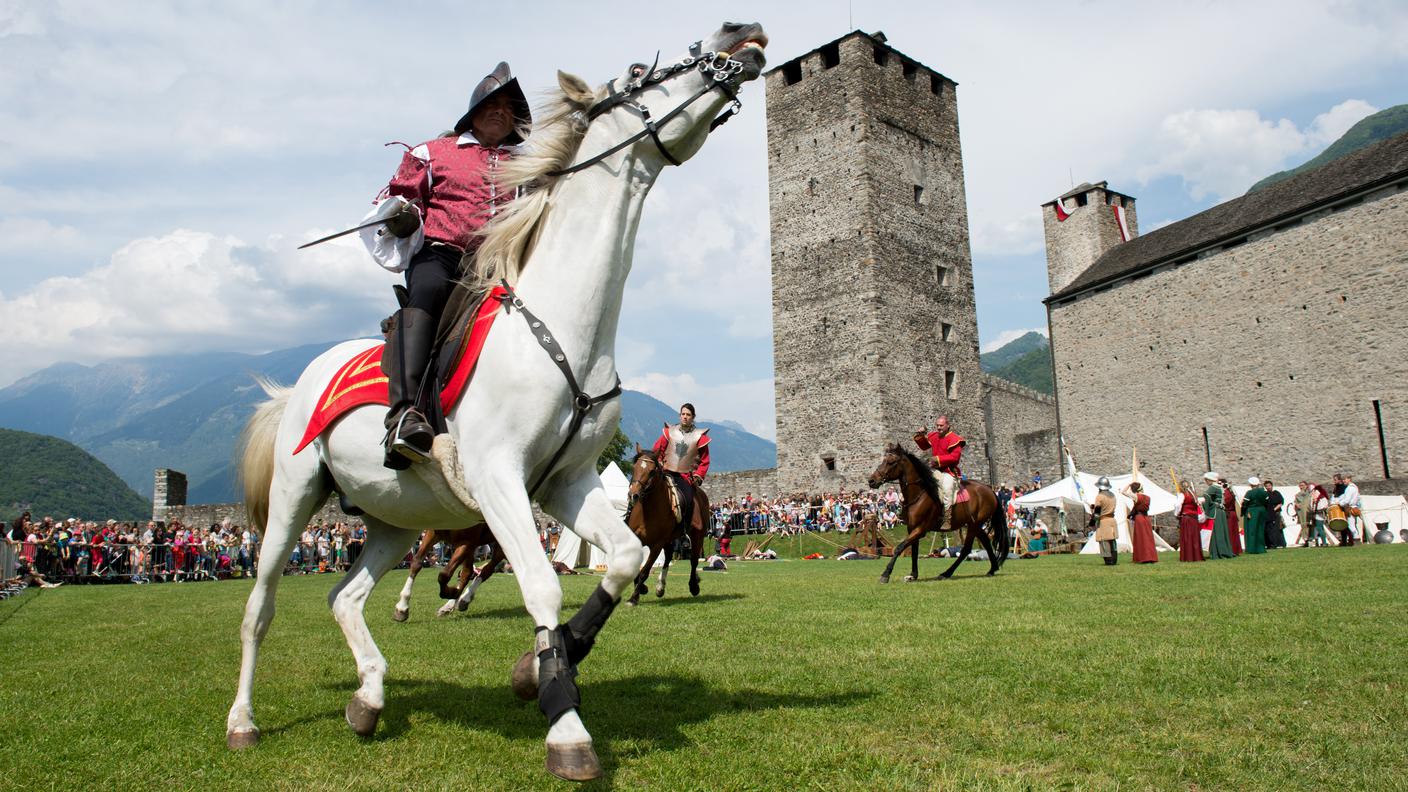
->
[453,61,531,144]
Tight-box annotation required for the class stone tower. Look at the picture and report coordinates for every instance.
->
[1042,182,1138,294]
[765,31,984,492]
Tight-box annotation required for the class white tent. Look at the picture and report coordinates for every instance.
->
[551,464,631,569]
[1012,472,1177,554]
[1231,486,1408,545]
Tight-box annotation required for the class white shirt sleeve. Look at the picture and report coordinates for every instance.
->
[359,196,424,273]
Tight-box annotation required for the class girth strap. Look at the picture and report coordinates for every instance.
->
[497,280,622,497]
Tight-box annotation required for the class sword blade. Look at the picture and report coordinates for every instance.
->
[296,217,390,250]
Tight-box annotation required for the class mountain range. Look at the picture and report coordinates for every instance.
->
[0,343,776,505]
[981,331,1053,395]
[1249,104,1408,193]
[0,428,150,521]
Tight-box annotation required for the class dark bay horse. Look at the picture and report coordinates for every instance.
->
[392,524,504,621]
[867,443,1009,583]
[623,447,709,606]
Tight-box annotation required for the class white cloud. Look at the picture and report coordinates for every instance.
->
[0,228,392,387]
[0,215,87,255]
[623,371,776,440]
[1135,99,1380,201]
[980,327,1047,354]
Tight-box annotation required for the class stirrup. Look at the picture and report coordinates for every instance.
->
[386,409,433,464]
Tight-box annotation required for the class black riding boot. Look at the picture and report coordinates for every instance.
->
[382,306,437,468]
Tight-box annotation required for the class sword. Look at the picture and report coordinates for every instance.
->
[297,217,392,250]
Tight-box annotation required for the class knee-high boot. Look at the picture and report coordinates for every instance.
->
[382,306,437,468]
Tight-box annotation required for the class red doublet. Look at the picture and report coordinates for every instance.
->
[652,427,711,482]
[384,136,514,251]
[916,430,964,476]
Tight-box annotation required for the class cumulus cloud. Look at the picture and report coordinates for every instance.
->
[623,371,776,440]
[0,228,392,386]
[1136,99,1379,200]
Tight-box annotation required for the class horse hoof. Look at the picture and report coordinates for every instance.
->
[986,571,997,577]
[655,588,665,598]
[226,729,259,750]
[457,600,470,612]
[345,696,381,737]
[511,650,539,700]
[938,574,952,581]
[437,608,453,618]
[878,575,890,584]
[546,741,603,782]
[391,608,409,623]
[903,575,916,583]
[689,581,700,597]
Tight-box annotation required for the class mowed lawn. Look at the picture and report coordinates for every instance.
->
[2,545,1405,790]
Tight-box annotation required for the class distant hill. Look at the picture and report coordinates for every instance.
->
[0,428,150,521]
[981,332,1054,395]
[0,345,778,503]
[1248,104,1408,193]
[617,390,777,472]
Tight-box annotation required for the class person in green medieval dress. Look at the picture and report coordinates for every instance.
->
[1203,472,1235,559]
[1240,476,1268,554]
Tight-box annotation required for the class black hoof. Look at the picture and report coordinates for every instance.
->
[689,579,700,597]
[391,608,409,623]
[878,575,890,584]
[345,696,381,737]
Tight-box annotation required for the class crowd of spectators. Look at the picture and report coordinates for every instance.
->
[711,488,904,537]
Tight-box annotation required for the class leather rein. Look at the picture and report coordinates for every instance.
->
[547,41,746,176]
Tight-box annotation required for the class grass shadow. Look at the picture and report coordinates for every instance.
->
[628,592,748,608]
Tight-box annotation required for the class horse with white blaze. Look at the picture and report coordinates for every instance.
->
[223,22,767,782]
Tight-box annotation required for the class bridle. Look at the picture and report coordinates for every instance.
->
[625,453,663,519]
[548,41,747,176]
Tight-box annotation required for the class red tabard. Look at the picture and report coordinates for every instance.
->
[916,430,965,476]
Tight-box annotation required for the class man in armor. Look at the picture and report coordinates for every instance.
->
[1089,476,1117,565]
[913,415,965,531]
[366,62,531,468]
[652,403,711,534]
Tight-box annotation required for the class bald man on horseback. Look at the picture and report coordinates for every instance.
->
[914,415,965,532]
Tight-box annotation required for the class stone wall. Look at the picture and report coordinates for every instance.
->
[767,32,984,494]
[1049,186,1408,484]
[159,495,355,529]
[707,468,781,502]
[980,374,1059,487]
[1043,184,1139,295]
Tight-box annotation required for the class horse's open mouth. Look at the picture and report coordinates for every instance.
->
[724,28,768,77]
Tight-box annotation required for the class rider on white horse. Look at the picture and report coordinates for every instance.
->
[365,62,531,468]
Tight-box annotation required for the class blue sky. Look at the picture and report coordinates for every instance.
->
[2,1,1405,439]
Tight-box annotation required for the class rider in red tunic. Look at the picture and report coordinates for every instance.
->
[913,415,964,531]
[651,403,711,534]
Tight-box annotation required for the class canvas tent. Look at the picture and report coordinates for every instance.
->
[1012,472,1177,554]
[551,464,631,569]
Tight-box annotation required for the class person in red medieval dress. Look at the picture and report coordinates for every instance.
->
[651,403,711,535]
[362,62,532,468]
[1121,482,1158,564]
[913,415,964,531]
[1222,478,1243,555]
[1177,480,1205,562]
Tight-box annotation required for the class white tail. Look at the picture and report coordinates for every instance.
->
[236,378,292,532]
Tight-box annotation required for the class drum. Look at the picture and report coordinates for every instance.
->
[1328,504,1348,533]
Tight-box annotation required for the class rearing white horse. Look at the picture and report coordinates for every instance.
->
[224,22,767,782]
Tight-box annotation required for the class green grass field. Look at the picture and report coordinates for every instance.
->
[2,544,1405,790]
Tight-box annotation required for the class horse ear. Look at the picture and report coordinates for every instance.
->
[557,70,595,107]
[634,442,642,454]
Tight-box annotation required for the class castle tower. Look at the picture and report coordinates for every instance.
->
[152,468,187,522]
[766,31,984,492]
[1042,182,1138,294]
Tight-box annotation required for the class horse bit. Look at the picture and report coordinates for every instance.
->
[511,41,751,496]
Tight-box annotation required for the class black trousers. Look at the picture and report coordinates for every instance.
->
[405,244,462,317]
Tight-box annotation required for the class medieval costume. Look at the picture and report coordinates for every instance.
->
[652,420,711,534]
[1264,485,1286,548]
[366,62,531,468]
[1177,488,1204,562]
[1223,484,1243,555]
[914,424,965,531]
[1204,474,1234,559]
[1240,477,1268,554]
[1293,486,1314,547]
[1090,478,1117,565]
[1124,485,1158,564]
[1309,485,1331,546]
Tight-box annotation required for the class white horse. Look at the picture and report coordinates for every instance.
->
[224,22,767,782]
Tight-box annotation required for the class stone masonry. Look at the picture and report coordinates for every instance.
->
[1044,182,1139,295]
[1046,182,1408,484]
[766,31,988,493]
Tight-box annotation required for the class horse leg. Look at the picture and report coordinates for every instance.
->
[910,531,923,581]
[974,524,999,577]
[655,538,675,597]
[879,537,909,584]
[688,526,703,597]
[226,458,327,749]
[328,519,418,737]
[394,531,433,622]
[458,543,502,612]
[939,527,976,579]
[520,469,644,780]
[630,545,661,607]
[437,542,474,616]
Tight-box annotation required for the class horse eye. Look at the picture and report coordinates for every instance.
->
[630,64,646,78]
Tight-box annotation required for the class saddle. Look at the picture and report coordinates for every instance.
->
[294,283,507,454]
[665,477,685,525]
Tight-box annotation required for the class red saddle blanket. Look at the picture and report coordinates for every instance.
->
[293,286,507,454]
[954,485,971,505]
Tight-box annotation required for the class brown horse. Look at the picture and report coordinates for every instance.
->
[867,443,1009,583]
[623,447,709,606]
[391,524,504,621]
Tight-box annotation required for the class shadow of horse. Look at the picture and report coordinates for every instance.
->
[297,673,866,784]
[383,592,750,623]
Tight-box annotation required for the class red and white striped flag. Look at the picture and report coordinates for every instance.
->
[1112,204,1131,242]
[1053,196,1075,221]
